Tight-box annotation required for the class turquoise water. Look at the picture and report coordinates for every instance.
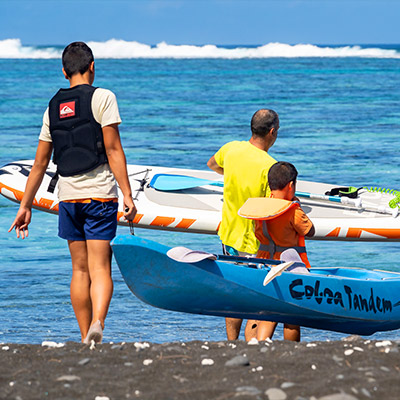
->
[1,50,400,344]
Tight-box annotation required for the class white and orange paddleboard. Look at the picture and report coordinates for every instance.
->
[1,159,400,241]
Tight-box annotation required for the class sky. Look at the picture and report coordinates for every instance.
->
[1,0,400,46]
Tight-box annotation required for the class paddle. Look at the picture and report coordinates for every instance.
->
[150,174,398,217]
[298,191,398,217]
[150,174,223,191]
[296,191,361,207]
[166,246,282,266]
[263,262,295,285]
[167,246,295,286]
[150,174,361,205]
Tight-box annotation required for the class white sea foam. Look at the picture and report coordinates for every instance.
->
[0,39,61,59]
[0,38,399,59]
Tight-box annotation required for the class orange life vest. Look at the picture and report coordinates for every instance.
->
[254,202,311,268]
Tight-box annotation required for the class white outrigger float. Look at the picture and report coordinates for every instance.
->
[1,159,400,242]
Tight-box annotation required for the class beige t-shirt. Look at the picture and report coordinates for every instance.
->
[39,87,121,201]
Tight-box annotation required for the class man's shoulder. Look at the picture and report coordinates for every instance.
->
[215,141,247,159]
[92,88,119,109]
[94,87,117,98]
[218,140,247,151]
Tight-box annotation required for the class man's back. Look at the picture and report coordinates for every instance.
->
[214,140,276,254]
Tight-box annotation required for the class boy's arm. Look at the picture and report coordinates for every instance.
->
[9,140,53,239]
[305,224,315,238]
[102,123,137,221]
[207,155,224,175]
[293,207,315,238]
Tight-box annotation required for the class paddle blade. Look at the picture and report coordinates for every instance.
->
[167,246,217,263]
[263,262,294,286]
[150,174,223,191]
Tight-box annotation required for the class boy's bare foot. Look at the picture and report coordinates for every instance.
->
[83,321,103,344]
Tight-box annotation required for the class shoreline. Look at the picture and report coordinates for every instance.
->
[1,337,399,400]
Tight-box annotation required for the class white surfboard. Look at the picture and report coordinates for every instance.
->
[1,160,400,241]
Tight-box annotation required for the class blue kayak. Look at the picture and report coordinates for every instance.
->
[111,235,400,335]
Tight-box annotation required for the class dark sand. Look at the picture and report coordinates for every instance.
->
[1,337,399,400]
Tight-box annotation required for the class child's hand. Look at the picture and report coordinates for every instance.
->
[9,206,32,239]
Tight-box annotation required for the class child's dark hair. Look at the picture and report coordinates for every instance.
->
[268,161,298,190]
[62,42,94,78]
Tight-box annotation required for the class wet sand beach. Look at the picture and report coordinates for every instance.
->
[1,337,399,400]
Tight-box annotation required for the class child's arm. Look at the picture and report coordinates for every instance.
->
[305,223,315,237]
[293,207,315,238]
[9,140,53,238]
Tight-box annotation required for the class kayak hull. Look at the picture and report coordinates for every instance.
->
[1,160,400,241]
[112,235,400,336]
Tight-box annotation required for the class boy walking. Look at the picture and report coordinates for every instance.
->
[9,42,136,344]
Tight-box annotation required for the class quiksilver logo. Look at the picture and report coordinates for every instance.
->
[59,101,76,118]
[60,105,73,115]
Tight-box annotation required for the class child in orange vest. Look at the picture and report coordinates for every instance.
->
[256,161,315,341]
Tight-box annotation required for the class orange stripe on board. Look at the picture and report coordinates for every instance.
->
[117,212,144,224]
[37,198,55,209]
[326,227,341,237]
[0,182,59,211]
[217,221,221,231]
[353,228,400,240]
[175,218,196,229]
[346,228,363,238]
[133,214,144,224]
[150,216,175,227]
[0,183,24,202]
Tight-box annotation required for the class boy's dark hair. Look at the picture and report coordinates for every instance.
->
[62,42,94,78]
[268,161,298,190]
[250,109,279,137]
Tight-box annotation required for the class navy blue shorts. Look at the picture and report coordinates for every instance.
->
[58,200,118,241]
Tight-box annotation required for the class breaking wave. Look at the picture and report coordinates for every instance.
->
[1,38,399,59]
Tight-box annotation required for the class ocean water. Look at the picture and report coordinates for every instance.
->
[1,40,400,344]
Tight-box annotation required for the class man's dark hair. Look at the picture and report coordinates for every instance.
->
[62,42,94,77]
[250,109,279,137]
[268,161,298,190]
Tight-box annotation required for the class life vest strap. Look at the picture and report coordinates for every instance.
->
[260,220,306,257]
[258,242,306,255]
[48,172,59,194]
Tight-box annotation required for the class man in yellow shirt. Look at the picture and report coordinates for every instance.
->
[207,109,278,340]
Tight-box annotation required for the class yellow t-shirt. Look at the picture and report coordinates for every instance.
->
[214,141,276,254]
